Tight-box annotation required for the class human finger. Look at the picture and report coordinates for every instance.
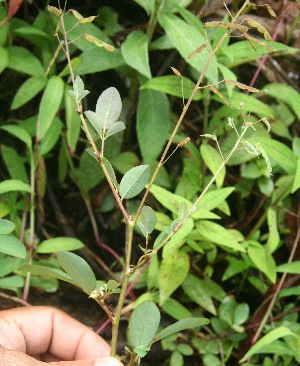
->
[0,348,123,366]
[0,306,110,360]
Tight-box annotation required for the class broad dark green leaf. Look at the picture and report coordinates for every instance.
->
[194,187,235,217]
[121,31,151,79]
[159,249,190,305]
[1,145,29,183]
[7,46,44,76]
[37,237,85,254]
[162,218,194,256]
[11,76,47,110]
[0,235,26,258]
[57,251,96,293]
[158,12,218,84]
[141,75,201,101]
[155,317,209,341]
[119,165,150,199]
[127,301,161,348]
[137,89,170,162]
[0,179,31,195]
[37,76,64,141]
[76,48,125,75]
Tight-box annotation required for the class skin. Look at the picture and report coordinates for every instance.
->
[0,306,123,366]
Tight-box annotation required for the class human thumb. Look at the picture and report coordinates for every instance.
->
[0,349,123,366]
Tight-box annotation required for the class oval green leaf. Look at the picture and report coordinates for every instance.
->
[0,235,26,258]
[127,301,161,348]
[0,219,15,234]
[119,165,150,199]
[0,179,31,195]
[57,251,96,293]
[11,76,47,110]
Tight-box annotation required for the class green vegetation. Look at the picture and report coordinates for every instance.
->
[1,0,300,365]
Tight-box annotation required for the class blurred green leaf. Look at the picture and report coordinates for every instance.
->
[247,241,276,283]
[0,275,24,290]
[200,143,225,188]
[137,206,157,238]
[0,219,15,234]
[0,235,26,258]
[0,46,8,74]
[1,145,29,183]
[277,261,300,274]
[0,179,31,195]
[37,237,85,253]
[7,46,44,76]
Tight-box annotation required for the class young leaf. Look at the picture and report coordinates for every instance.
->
[277,261,300,274]
[57,251,96,293]
[159,249,190,305]
[69,75,90,102]
[105,121,125,138]
[103,157,118,190]
[37,76,64,141]
[121,31,151,79]
[36,237,85,254]
[0,235,26,258]
[127,301,161,349]
[137,206,157,238]
[119,165,150,199]
[155,317,209,341]
[97,87,122,132]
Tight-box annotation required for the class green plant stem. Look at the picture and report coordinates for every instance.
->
[248,225,300,360]
[111,224,134,357]
[146,0,165,41]
[22,147,36,301]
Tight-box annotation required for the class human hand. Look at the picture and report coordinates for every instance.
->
[0,306,123,366]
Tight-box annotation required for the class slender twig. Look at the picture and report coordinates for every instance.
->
[0,291,31,307]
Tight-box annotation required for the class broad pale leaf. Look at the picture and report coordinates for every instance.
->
[37,237,85,253]
[57,251,96,293]
[137,206,157,237]
[96,87,122,132]
[121,31,151,79]
[119,165,150,199]
[127,301,161,348]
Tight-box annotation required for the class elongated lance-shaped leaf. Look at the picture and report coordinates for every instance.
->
[119,165,150,199]
[155,317,209,341]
